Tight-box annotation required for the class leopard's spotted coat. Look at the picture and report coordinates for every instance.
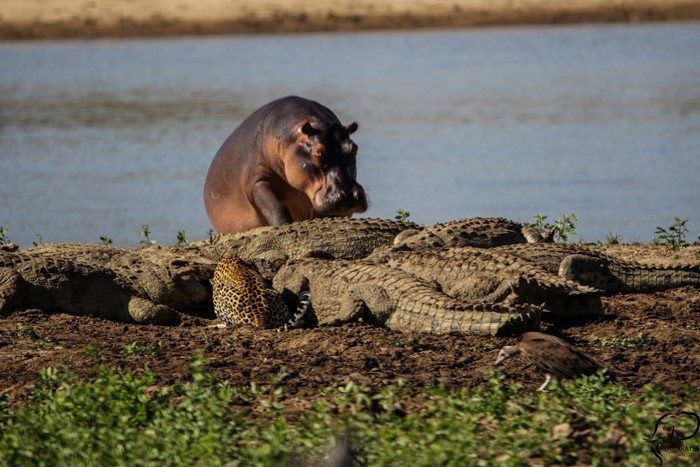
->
[212,255,292,328]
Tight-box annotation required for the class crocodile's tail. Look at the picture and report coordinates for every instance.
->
[283,291,311,330]
[561,254,700,293]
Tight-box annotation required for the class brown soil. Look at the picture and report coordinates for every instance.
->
[1,244,699,405]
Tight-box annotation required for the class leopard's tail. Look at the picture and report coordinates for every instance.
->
[283,291,311,330]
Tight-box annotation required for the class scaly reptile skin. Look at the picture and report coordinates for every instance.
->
[0,244,217,323]
[494,243,700,293]
[193,217,420,277]
[373,246,602,320]
[272,258,542,335]
[390,217,551,251]
[0,250,180,323]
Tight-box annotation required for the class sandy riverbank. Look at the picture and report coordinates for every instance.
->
[1,0,699,40]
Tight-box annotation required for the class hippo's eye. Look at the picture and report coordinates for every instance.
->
[312,146,325,160]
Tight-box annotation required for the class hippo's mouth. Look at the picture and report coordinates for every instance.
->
[314,183,368,216]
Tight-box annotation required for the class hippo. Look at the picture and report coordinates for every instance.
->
[204,96,368,234]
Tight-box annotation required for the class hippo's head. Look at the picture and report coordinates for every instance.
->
[284,119,368,217]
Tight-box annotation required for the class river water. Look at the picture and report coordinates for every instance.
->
[1,23,699,247]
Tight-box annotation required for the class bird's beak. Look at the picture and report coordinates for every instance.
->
[494,350,507,365]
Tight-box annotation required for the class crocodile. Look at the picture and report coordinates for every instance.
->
[0,244,216,323]
[192,217,421,277]
[494,243,700,293]
[390,217,553,252]
[0,218,418,322]
[0,251,177,323]
[372,246,603,320]
[193,217,549,277]
[272,257,542,335]
[0,217,561,326]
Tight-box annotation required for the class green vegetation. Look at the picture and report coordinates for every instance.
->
[0,226,11,246]
[395,208,411,222]
[121,341,156,357]
[528,212,580,243]
[32,232,44,247]
[0,325,52,350]
[0,324,42,341]
[6,215,700,250]
[604,232,622,245]
[206,228,216,245]
[1,362,697,466]
[591,333,657,350]
[138,224,157,247]
[654,217,690,251]
[176,230,188,247]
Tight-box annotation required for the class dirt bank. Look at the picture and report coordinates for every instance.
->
[1,244,699,405]
[2,0,699,40]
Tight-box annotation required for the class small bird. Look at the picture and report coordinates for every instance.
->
[495,331,606,391]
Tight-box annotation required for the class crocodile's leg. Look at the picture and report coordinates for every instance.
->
[441,272,517,303]
[559,254,626,292]
[127,296,181,324]
[317,289,367,326]
[0,267,25,316]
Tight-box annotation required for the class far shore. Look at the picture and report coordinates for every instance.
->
[1,0,699,41]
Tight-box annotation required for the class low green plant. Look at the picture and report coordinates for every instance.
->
[206,228,216,244]
[176,230,188,247]
[528,212,579,243]
[138,224,156,247]
[0,226,11,246]
[0,325,52,350]
[382,334,421,350]
[592,333,657,350]
[32,233,44,247]
[99,234,113,245]
[121,341,156,356]
[0,324,41,340]
[653,217,689,251]
[604,232,622,245]
[395,208,411,222]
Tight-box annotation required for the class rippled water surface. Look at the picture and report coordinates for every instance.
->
[1,23,699,246]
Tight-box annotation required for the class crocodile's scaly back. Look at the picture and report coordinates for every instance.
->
[24,242,128,263]
[378,246,602,320]
[0,250,178,323]
[392,217,548,251]
[273,258,541,336]
[0,243,218,323]
[195,217,420,276]
[496,243,700,293]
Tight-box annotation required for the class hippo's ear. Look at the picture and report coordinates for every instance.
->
[345,122,359,134]
[300,121,321,136]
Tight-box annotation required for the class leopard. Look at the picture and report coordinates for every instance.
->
[211,255,308,329]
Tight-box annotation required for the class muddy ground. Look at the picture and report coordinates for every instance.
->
[1,244,699,407]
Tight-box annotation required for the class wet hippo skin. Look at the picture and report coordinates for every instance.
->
[204,96,368,234]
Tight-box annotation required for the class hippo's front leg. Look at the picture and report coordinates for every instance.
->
[249,180,292,226]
